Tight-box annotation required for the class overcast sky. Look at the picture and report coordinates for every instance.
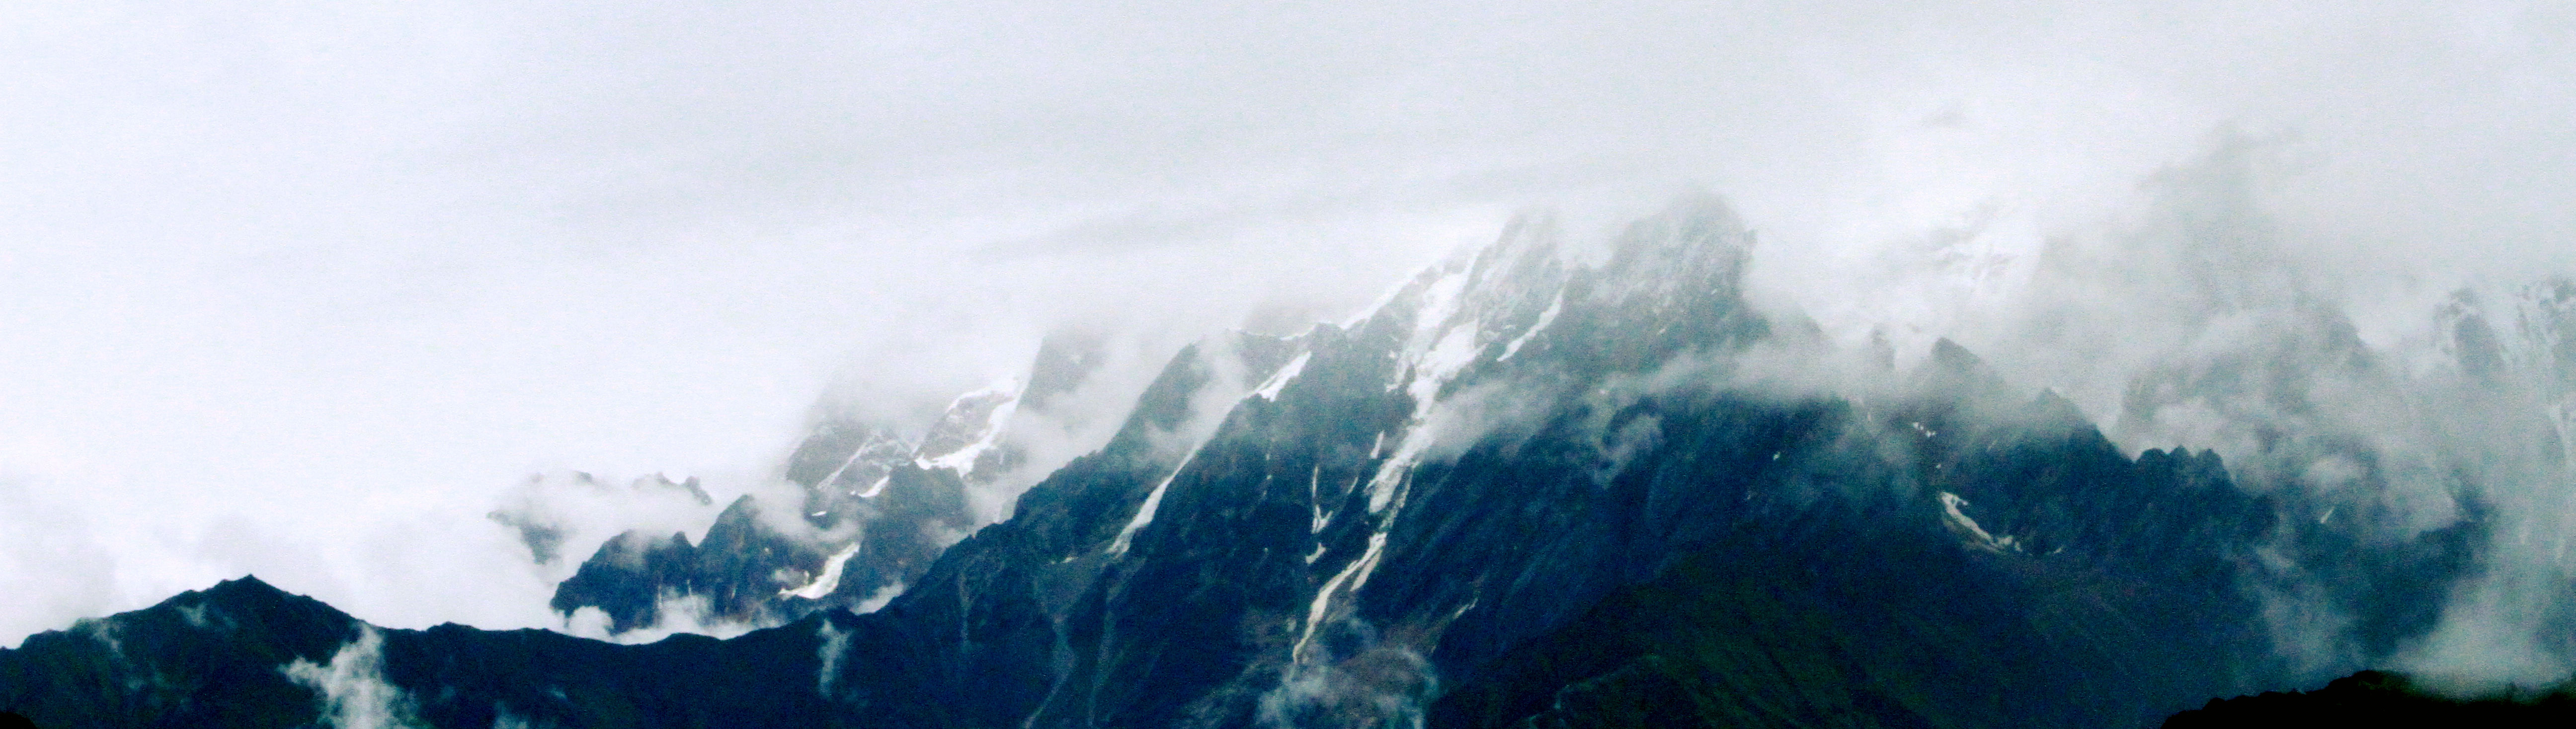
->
[1,0,2571,646]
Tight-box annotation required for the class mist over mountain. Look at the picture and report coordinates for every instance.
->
[8,175,2576,726]
[6,1,2576,727]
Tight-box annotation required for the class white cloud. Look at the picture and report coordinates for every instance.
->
[283,627,421,729]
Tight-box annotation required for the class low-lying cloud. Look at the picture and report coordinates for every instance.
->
[283,627,420,729]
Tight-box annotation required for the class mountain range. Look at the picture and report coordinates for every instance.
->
[4,196,2572,727]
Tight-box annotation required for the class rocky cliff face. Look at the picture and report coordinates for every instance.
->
[803,196,2434,729]
[547,333,1122,636]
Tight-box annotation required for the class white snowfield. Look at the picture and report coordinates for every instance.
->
[1937,491,2021,554]
[779,543,864,600]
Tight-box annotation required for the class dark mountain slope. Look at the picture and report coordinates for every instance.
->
[0,577,347,728]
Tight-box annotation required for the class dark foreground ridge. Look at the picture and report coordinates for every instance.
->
[8,574,2565,729]
[0,198,2536,728]
[0,576,850,728]
[2165,671,2576,728]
